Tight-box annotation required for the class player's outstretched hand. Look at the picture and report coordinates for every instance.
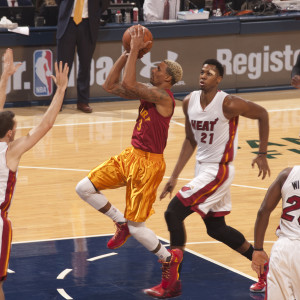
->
[251,250,268,276]
[160,176,178,200]
[291,75,300,89]
[51,61,69,91]
[2,48,22,77]
[251,155,270,180]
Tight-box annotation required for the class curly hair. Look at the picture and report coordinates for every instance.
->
[203,59,224,77]
[163,60,183,85]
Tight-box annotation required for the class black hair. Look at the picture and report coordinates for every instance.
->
[203,59,224,77]
[0,111,15,138]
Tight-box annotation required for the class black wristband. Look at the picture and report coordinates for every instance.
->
[254,248,264,251]
[258,152,267,155]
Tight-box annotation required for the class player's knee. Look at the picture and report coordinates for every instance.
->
[206,220,245,249]
[127,223,138,236]
[165,207,181,232]
[165,209,175,230]
[206,225,226,241]
[75,177,96,201]
[75,179,87,199]
[205,216,229,240]
[127,221,145,237]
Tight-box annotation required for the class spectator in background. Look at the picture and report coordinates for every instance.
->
[291,54,300,89]
[38,0,58,26]
[56,0,109,113]
[0,0,32,6]
[143,0,181,21]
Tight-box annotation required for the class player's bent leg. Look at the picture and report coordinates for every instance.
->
[76,177,128,249]
[127,219,184,299]
[127,221,172,263]
[204,216,247,250]
[204,216,267,292]
[76,177,108,210]
[127,221,164,252]
[144,197,189,298]
[165,196,193,248]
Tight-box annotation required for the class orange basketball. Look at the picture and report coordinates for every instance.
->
[122,25,153,59]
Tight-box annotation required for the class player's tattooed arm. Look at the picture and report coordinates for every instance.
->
[110,85,140,99]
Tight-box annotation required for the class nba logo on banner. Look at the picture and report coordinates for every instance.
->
[33,50,53,96]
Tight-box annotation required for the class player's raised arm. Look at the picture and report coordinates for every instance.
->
[0,48,22,111]
[7,61,69,170]
[121,25,168,103]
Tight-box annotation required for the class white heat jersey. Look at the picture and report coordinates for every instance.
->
[188,90,239,163]
[0,142,17,214]
[277,166,300,240]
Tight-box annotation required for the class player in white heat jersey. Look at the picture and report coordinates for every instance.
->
[252,166,300,300]
[148,59,271,298]
[188,89,238,164]
[0,48,68,300]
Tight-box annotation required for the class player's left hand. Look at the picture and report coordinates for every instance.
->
[251,155,270,180]
[160,176,178,200]
[291,75,300,89]
[251,250,268,276]
[2,48,22,77]
[51,61,69,90]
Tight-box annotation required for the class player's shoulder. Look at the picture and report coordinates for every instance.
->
[223,93,252,110]
[183,90,199,103]
[224,93,244,102]
[278,167,294,186]
[182,91,197,108]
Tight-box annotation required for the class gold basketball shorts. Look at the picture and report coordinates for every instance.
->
[88,147,166,222]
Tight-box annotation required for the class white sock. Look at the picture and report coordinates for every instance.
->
[127,221,170,261]
[105,205,126,223]
[155,244,171,262]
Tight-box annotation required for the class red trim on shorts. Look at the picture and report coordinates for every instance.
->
[2,170,16,213]
[191,207,231,218]
[0,217,12,278]
[176,163,229,207]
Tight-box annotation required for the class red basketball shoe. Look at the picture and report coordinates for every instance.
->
[143,249,183,298]
[250,262,268,293]
[144,280,181,299]
[107,222,131,249]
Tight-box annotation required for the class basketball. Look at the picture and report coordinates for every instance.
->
[122,25,153,58]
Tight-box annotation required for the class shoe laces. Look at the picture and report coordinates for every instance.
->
[113,223,123,240]
[257,270,266,284]
[161,261,171,280]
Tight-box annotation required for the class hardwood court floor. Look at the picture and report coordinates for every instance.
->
[9,88,300,281]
